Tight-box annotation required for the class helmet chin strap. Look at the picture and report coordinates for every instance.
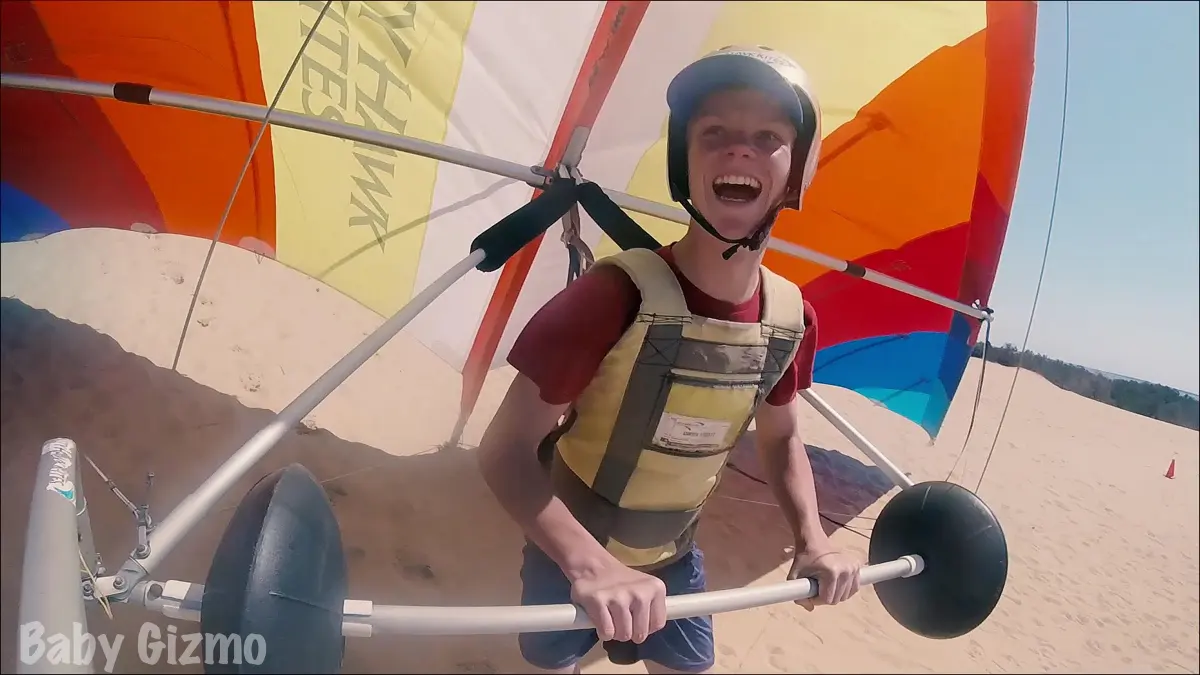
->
[678,196,791,260]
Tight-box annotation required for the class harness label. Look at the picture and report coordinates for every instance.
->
[652,414,731,452]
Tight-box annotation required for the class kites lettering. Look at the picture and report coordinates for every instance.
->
[297,0,420,247]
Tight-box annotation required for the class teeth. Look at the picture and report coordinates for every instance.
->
[714,174,761,190]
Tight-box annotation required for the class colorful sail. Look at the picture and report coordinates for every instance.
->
[0,0,1037,440]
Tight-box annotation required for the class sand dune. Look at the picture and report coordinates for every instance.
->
[2,229,1197,674]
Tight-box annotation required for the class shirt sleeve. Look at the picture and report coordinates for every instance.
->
[506,265,640,405]
[764,298,819,406]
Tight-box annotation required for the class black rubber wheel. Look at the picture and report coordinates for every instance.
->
[201,464,349,673]
[868,481,1008,639]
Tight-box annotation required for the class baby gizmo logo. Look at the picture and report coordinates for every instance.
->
[20,621,266,672]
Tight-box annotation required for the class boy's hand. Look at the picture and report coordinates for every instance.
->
[788,543,862,611]
[569,557,668,643]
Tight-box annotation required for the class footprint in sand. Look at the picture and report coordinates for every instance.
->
[454,660,496,673]
[767,645,792,671]
[393,549,435,582]
[241,372,262,393]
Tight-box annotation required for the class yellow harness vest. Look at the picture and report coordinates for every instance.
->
[546,248,809,570]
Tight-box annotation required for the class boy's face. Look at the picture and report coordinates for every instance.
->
[685,87,796,241]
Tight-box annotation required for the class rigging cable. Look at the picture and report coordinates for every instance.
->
[169,1,335,372]
[945,316,993,483]
[974,0,1072,496]
[725,462,873,541]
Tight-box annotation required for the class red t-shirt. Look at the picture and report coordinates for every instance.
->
[507,245,819,407]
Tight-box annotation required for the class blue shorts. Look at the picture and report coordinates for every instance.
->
[518,541,715,672]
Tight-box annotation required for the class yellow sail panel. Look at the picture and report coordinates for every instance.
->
[254,0,476,316]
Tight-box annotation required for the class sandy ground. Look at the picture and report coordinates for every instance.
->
[1,228,1197,674]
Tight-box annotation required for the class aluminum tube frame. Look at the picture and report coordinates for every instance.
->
[97,250,486,597]
[0,74,545,190]
[800,389,915,490]
[18,439,94,674]
[76,498,99,580]
[0,73,990,323]
[131,555,922,638]
[365,555,923,636]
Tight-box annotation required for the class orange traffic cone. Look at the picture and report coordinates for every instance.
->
[1165,458,1176,479]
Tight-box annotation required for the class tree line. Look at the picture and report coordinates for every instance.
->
[971,342,1200,431]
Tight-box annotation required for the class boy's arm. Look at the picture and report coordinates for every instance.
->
[476,374,615,578]
[753,393,828,552]
[475,264,637,579]
[753,302,862,608]
[754,299,827,551]
[478,368,672,644]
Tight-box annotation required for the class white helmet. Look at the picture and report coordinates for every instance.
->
[664,45,823,254]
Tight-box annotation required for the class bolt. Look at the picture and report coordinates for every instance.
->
[112,577,125,590]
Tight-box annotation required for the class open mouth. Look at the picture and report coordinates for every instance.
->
[712,174,762,204]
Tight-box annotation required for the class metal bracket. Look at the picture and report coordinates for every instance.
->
[132,471,156,559]
[149,579,204,622]
[971,300,996,323]
[343,599,375,638]
[560,125,591,177]
[530,125,591,188]
[529,164,557,183]
[557,126,594,283]
[91,553,149,603]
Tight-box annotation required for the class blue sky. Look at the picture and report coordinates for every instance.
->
[987,0,1200,395]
